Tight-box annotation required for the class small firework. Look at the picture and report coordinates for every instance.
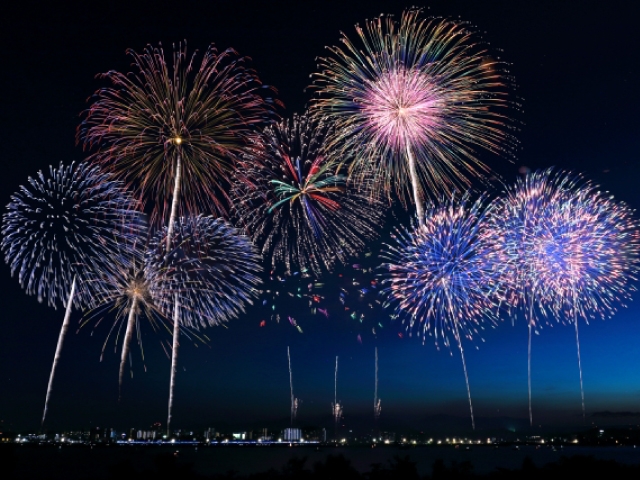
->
[83,250,171,398]
[374,347,381,421]
[380,194,503,429]
[311,9,517,218]
[232,113,384,275]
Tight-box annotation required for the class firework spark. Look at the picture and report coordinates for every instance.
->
[1,161,143,425]
[380,194,503,429]
[78,41,278,231]
[231,113,384,275]
[311,9,517,219]
[485,169,640,421]
[148,215,262,434]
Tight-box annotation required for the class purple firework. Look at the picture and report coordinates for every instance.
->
[484,169,640,423]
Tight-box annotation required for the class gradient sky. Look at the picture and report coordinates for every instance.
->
[1,0,639,435]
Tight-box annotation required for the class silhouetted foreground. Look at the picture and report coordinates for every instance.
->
[3,445,640,480]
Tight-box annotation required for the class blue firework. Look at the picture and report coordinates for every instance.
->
[148,214,263,328]
[2,161,144,308]
[1,161,144,424]
[380,194,503,429]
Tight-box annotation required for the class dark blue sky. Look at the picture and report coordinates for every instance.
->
[1,0,639,434]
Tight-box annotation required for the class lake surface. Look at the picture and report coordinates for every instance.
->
[6,444,640,479]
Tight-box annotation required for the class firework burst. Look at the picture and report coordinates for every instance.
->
[485,169,640,421]
[380,194,503,429]
[78,41,278,232]
[82,249,173,399]
[311,9,517,219]
[148,215,262,434]
[1,161,143,425]
[231,113,384,275]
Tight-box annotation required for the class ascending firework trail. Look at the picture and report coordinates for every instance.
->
[332,356,342,440]
[287,347,298,426]
[374,347,381,421]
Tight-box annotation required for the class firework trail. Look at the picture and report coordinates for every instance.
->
[485,169,640,422]
[287,346,298,425]
[374,347,381,421]
[1,162,143,425]
[332,356,342,438]
[380,194,503,429]
[78,41,278,233]
[311,8,517,221]
[231,113,384,275]
[148,215,262,434]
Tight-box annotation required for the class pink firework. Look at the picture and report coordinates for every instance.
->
[311,9,518,219]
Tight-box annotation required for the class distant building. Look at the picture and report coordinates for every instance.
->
[136,430,157,440]
[283,428,302,442]
[303,427,326,442]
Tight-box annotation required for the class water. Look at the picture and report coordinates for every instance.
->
[6,444,640,479]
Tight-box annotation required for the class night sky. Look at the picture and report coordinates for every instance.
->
[1,0,639,435]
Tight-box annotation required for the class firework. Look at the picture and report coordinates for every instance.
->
[148,215,262,434]
[1,161,143,425]
[374,347,381,421]
[231,113,384,275]
[287,346,298,425]
[485,169,640,421]
[483,169,570,424]
[380,194,503,429]
[332,356,342,438]
[311,9,517,220]
[78,41,278,237]
[82,249,173,399]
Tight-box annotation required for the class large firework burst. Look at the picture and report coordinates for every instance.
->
[148,215,262,434]
[1,161,143,425]
[311,9,517,220]
[231,113,384,275]
[380,194,503,429]
[485,169,640,422]
[78,41,278,234]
